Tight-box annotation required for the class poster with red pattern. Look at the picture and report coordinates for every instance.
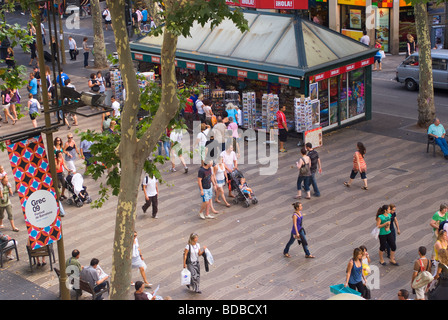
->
[6,134,61,250]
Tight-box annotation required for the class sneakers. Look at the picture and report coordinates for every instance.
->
[205,214,215,219]
[184,167,188,174]
[170,167,176,172]
[199,212,205,220]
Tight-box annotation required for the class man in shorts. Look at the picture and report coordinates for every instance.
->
[277,105,288,152]
[197,160,216,220]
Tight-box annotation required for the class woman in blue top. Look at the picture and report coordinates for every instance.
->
[345,248,366,297]
[283,202,315,259]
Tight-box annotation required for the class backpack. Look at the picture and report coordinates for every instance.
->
[141,176,149,191]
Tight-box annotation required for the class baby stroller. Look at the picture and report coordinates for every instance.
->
[65,173,92,207]
[229,169,258,208]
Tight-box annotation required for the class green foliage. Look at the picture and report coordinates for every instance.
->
[150,0,249,38]
[77,79,193,208]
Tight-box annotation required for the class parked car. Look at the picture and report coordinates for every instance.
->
[396,49,448,91]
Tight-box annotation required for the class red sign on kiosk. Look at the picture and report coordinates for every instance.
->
[225,0,308,10]
[309,57,374,83]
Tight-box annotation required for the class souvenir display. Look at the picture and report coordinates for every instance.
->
[242,92,256,129]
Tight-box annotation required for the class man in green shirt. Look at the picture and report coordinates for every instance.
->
[430,203,448,259]
[66,249,83,273]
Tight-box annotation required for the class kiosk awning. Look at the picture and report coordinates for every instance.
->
[130,11,377,83]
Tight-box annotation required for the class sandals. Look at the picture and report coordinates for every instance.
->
[361,186,368,190]
[305,255,315,259]
[284,253,291,258]
[344,182,350,187]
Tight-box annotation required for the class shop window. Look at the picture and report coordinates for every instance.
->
[318,79,329,127]
[338,73,348,123]
[348,68,365,118]
[329,76,339,125]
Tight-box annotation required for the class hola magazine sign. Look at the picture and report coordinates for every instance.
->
[225,0,308,10]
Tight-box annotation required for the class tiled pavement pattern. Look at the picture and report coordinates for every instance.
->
[0,54,444,300]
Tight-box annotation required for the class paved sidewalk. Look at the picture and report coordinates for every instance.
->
[0,19,442,300]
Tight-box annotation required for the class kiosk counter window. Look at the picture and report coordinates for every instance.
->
[313,65,367,129]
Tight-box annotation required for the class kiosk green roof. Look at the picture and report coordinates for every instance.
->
[130,10,377,83]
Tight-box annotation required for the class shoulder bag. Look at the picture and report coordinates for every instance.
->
[412,258,434,289]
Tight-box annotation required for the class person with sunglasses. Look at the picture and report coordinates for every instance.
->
[64,133,80,173]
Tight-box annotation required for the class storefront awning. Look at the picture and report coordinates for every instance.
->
[130,10,377,84]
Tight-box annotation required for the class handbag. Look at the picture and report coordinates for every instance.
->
[299,158,309,175]
[412,258,434,289]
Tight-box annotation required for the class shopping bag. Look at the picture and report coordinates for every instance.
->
[371,227,379,240]
[205,248,214,265]
[181,268,191,285]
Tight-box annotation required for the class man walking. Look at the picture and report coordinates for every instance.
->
[305,142,322,197]
[141,173,159,218]
[277,105,288,152]
[68,36,77,61]
[197,160,216,220]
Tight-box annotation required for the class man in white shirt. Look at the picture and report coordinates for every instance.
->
[103,7,112,30]
[141,173,158,218]
[360,30,370,46]
[195,123,210,166]
[170,128,188,173]
[68,36,77,61]
[111,95,121,118]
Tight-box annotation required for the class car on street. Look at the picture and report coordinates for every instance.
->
[396,49,448,91]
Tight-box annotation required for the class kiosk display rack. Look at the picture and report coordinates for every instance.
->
[261,93,279,133]
[242,91,256,129]
[294,96,313,133]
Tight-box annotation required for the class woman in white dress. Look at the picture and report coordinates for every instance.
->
[132,231,152,288]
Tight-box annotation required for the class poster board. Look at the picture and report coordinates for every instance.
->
[304,127,323,148]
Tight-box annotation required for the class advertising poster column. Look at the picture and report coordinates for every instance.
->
[6,135,62,250]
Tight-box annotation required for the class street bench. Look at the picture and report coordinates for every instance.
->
[26,243,56,272]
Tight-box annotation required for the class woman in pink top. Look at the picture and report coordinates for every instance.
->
[227,116,240,156]
[344,142,368,190]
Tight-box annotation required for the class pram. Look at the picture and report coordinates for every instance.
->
[229,169,258,208]
[65,173,92,207]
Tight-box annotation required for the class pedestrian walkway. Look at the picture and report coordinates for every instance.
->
[0,18,443,300]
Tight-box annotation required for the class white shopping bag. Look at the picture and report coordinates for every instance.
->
[371,227,379,240]
[181,268,191,285]
[205,248,214,265]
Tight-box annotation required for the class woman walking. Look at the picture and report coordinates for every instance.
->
[214,156,230,207]
[183,233,207,294]
[344,142,368,190]
[27,93,40,128]
[406,34,416,58]
[55,150,71,200]
[8,88,19,123]
[1,89,15,124]
[283,202,315,259]
[295,147,311,199]
[376,204,398,266]
[429,249,448,300]
[344,248,367,297]
[63,133,80,172]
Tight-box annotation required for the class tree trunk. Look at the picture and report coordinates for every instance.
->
[107,0,143,300]
[90,0,108,69]
[414,2,435,128]
[106,0,180,299]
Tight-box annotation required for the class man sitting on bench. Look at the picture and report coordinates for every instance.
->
[428,118,448,159]
[80,258,109,300]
